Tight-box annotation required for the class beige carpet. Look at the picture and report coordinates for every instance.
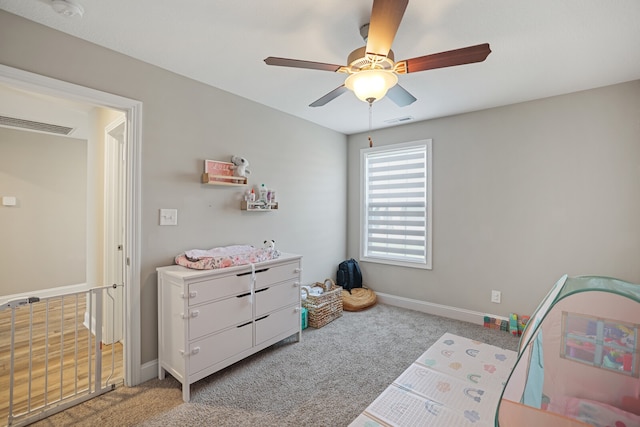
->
[28,304,519,427]
[30,377,184,427]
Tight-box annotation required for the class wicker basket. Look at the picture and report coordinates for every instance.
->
[302,278,343,328]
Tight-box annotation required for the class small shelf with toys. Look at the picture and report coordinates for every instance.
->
[241,184,277,211]
[202,159,247,185]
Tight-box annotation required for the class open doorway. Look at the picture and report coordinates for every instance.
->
[0,65,142,393]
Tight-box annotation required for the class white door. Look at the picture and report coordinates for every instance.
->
[103,118,126,344]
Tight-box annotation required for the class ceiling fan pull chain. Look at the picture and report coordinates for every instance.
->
[368,99,374,147]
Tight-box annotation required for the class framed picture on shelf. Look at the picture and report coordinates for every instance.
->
[204,159,234,177]
[202,159,247,185]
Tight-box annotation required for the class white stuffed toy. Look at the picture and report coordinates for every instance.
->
[263,239,276,250]
[230,155,251,177]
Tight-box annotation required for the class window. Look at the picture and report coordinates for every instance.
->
[360,139,432,269]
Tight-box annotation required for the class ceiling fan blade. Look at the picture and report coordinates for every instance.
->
[264,57,343,72]
[401,43,491,73]
[366,0,409,57]
[386,84,417,107]
[309,85,349,107]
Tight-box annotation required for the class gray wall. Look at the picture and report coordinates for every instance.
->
[0,127,87,293]
[348,80,640,318]
[0,11,348,364]
[0,105,123,297]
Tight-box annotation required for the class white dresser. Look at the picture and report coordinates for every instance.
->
[157,253,302,401]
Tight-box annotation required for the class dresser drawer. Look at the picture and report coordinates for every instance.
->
[189,293,252,340]
[255,261,300,288]
[255,280,299,317]
[189,322,253,375]
[188,273,251,306]
[255,306,299,345]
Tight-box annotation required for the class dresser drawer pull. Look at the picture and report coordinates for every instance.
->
[191,347,200,355]
[237,268,269,277]
[294,268,302,273]
[236,292,252,298]
[237,321,252,328]
[255,287,269,293]
[181,291,198,299]
[255,315,269,322]
[190,310,199,318]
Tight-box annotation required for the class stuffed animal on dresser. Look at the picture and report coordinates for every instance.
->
[230,155,251,177]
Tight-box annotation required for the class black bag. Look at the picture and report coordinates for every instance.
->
[336,258,363,294]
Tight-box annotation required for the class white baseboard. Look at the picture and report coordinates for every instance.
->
[83,310,96,335]
[140,359,159,383]
[0,282,89,306]
[375,292,508,326]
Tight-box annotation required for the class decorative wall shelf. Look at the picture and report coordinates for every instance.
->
[201,173,247,186]
[202,160,247,186]
[241,201,278,211]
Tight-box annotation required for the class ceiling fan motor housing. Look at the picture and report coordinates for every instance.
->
[346,46,395,73]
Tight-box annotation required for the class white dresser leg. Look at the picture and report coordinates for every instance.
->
[182,383,190,402]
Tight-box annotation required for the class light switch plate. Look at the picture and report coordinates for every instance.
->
[159,209,178,226]
[2,196,17,206]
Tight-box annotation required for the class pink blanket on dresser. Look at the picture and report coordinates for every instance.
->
[175,245,280,270]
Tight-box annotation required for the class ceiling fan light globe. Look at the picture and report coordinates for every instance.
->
[345,70,398,103]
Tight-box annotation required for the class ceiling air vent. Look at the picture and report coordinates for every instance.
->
[384,116,414,125]
[0,115,75,136]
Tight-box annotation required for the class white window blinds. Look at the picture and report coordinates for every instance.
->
[360,140,432,269]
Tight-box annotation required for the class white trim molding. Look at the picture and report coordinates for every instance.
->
[0,283,89,307]
[375,292,508,326]
[140,359,159,384]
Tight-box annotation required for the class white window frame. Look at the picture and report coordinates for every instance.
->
[359,139,433,269]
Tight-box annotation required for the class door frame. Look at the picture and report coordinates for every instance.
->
[0,64,143,386]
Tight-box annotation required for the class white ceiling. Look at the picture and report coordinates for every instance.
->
[1,0,639,135]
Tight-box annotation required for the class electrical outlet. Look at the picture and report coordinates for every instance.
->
[491,290,501,304]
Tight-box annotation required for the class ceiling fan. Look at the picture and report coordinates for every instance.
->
[264,0,491,108]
